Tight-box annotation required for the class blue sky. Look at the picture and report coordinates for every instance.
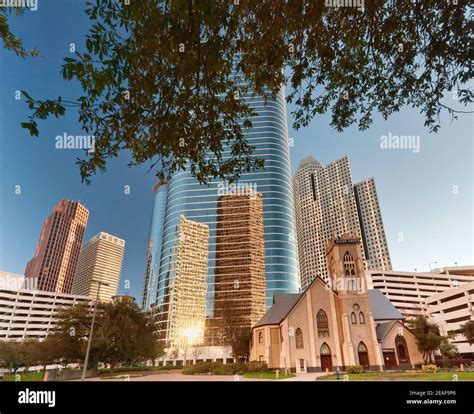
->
[1,1,472,302]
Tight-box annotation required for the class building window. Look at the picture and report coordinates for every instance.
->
[351,312,357,325]
[295,328,304,349]
[258,331,263,344]
[317,309,329,337]
[343,251,356,276]
[359,312,365,324]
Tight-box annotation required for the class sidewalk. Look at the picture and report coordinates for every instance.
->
[281,372,330,381]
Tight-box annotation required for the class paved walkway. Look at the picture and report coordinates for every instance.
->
[80,371,331,382]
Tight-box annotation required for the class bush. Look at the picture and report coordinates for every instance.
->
[422,364,438,373]
[246,361,268,372]
[181,361,272,376]
[346,365,364,374]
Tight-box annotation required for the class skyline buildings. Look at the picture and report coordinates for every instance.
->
[169,216,209,349]
[72,231,125,302]
[293,156,392,289]
[142,181,169,309]
[213,189,266,335]
[147,86,300,344]
[24,200,89,294]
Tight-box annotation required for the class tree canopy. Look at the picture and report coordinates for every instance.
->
[3,0,471,183]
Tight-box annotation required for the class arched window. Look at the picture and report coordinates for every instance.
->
[357,342,368,353]
[359,312,365,324]
[258,331,263,344]
[343,251,356,277]
[320,343,331,355]
[396,335,410,364]
[351,312,357,325]
[317,309,329,337]
[295,328,304,349]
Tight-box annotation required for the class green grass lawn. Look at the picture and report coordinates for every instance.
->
[3,371,44,382]
[243,372,296,380]
[320,371,474,381]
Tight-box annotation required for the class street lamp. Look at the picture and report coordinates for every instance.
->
[81,280,109,381]
[428,261,438,272]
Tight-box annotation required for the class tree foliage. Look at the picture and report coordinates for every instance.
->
[8,0,473,183]
[408,315,444,364]
[0,299,164,374]
[460,320,474,346]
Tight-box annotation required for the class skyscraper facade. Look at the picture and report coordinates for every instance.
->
[293,156,391,289]
[149,87,300,343]
[354,178,392,271]
[213,189,266,333]
[169,216,209,349]
[25,200,89,293]
[142,181,168,309]
[72,232,125,302]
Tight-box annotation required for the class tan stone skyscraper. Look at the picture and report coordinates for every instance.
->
[72,232,125,302]
[293,156,392,290]
[213,190,266,334]
[25,200,89,293]
[169,216,209,349]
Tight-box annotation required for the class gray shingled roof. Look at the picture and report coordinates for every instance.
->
[254,293,302,327]
[369,289,403,320]
[253,287,402,329]
[375,320,398,342]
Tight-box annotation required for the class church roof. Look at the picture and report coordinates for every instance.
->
[253,282,402,329]
[253,293,302,328]
[375,320,399,342]
[369,289,403,321]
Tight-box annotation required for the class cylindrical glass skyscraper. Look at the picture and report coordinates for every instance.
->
[152,87,300,342]
[142,181,168,309]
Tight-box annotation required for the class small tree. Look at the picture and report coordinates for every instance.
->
[439,339,459,360]
[460,320,474,345]
[408,316,444,364]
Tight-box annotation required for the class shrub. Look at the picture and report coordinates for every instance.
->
[346,365,364,374]
[246,361,268,373]
[182,362,251,375]
[422,364,438,373]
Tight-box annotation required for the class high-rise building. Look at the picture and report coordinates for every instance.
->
[169,216,209,349]
[149,86,300,343]
[293,156,392,289]
[213,189,266,334]
[72,232,125,302]
[142,181,168,309]
[25,200,89,294]
[354,178,392,271]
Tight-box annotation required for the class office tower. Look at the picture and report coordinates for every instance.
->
[151,86,300,342]
[213,189,266,334]
[25,200,89,293]
[72,232,125,302]
[354,178,392,271]
[293,156,391,289]
[142,181,169,309]
[169,216,209,349]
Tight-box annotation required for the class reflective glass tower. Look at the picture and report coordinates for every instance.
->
[151,87,300,343]
[142,181,169,309]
